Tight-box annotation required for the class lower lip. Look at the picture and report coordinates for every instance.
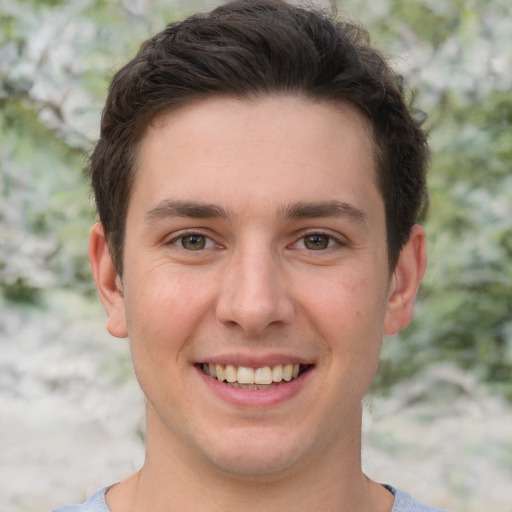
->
[196,366,312,408]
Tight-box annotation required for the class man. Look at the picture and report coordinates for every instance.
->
[54,1,450,510]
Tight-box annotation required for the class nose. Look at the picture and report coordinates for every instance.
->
[215,243,295,336]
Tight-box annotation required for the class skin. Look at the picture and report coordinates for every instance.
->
[89,95,426,512]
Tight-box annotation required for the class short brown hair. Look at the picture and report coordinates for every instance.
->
[88,0,428,276]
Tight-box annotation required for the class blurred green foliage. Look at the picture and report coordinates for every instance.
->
[1,0,510,396]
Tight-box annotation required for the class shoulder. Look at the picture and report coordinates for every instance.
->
[386,485,453,512]
[51,487,110,512]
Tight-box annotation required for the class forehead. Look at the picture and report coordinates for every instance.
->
[131,95,381,219]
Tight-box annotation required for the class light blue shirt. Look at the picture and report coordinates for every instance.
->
[51,484,453,511]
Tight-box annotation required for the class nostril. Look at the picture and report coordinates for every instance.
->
[215,262,295,335]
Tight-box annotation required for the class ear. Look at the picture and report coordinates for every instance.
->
[384,224,427,335]
[88,222,128,338]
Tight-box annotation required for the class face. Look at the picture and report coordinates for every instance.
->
[90,96,425,478]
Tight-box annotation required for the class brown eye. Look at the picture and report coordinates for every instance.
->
[303,234,330,250]
[181,234,206,250]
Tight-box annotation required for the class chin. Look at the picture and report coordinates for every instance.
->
[198,426,308,479]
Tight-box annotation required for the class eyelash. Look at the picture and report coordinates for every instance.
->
[167,229,343,252]
[292,230,344,251]
[167,230,218,250]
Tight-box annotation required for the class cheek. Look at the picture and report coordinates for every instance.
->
[126,265,214,328]
[302,270,388,389]
[123,276,199,367]
[305,270,388,336]
[123,267,223,395]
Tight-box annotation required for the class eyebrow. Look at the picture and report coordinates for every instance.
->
[144,199,367,224]
[145,200,231,222]
[280,200,368,223]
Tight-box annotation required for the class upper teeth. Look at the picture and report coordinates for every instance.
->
[202,363,301,385]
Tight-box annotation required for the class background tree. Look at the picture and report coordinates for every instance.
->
[1,0,511,395]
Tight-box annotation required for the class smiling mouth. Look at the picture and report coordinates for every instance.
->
[199,363,310,389]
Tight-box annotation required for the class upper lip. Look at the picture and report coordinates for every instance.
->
[194,353,314,367]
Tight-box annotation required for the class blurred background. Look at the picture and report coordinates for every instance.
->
[1,0,510,510]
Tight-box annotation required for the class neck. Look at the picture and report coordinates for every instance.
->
[107,404,394,512]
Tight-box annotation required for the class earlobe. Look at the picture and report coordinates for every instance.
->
[88,222,128,338]
[384,224,427,335]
